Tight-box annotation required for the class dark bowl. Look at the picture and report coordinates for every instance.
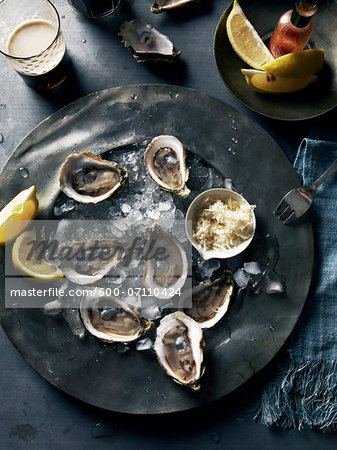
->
[214,0,337,120]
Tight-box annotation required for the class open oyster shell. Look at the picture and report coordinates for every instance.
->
[59,152,128,204]
[151,0,200,14]
[183,271,234,328]
[59,240,126,285]
[80,290,152,343]
[119,20,181,63]
[154,311,204,389]
[144,135,190,198]
[143,224,188,299]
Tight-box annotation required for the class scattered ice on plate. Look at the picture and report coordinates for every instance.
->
[199,258,220,279]
[234,268,250,288]
[121,203,131,214]
[53,200,76,216]
[261,272,285,294]
[147,206,161,220]
[116,343,129,354]
[141,304,162,321]
[63,308,85,338]
[136,338,153,351]
[159,201,171,211]
[43,299,62,316]
[243,261,262,275]
[224,178,235,191]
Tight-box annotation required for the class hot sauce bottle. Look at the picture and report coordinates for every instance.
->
[268,1,318,58]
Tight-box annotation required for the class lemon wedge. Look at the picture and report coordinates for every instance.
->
[0,186,39,245]
[241,69,315,93]
[226,0,274,70]
[262,49,325,78]
[12,228,64,280]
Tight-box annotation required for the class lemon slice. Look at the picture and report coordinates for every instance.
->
[0,186,39,245]
[226,0,274,70]
[12,229,64,280]
[262,49,325,78]
[241,69,315,94]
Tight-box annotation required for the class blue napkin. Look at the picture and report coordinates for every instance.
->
[258,138,337,431]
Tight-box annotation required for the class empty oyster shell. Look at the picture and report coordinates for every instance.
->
[119,20,181,63]
[144,135,190,198]
[183,271,234,328]
[80,291,152,343]
[154,311,204,389]
[59,240,126,285]
[143,225,188,299]
[59,152,128,204]
[151,0,200,14]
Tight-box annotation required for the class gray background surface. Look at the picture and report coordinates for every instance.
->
[0,0,336,448]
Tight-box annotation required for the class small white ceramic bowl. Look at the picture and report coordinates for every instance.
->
[185,188,256,260]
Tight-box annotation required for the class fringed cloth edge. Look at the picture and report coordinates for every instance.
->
[255,359,337,432]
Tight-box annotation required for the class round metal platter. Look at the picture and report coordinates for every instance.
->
[0,85,313,414]
[214,0,337,121]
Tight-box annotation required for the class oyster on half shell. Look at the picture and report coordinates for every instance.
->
[154,311,204,389]
[183,271,234,328]
[144,135,190,198]
[143,225,188,299]
[119,20,181,63]
[151,0,200,14]
[59,240,126,285]
[59,152,128,204]
[80,291,152,343]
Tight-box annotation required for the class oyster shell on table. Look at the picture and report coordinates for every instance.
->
[119,20,181,63]
[151,0,200,14]
[154,311,204,389]
[59,152,128,204]
[183,271,234,328]
[144,135,190,198]
[80,291,152,343]
[59,240,126,285]
[143,225,188,299]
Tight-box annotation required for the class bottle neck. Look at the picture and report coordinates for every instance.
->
[291,1,317,27]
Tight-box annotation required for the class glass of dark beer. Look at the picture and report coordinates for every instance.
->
[0,0,69,89]
[67,0,120,19]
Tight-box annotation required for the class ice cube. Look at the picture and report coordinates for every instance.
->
[121,204,131,214]
[234,268,250,288]
[136,338,153,351]
[199,258,220,279]
[147,207,161,220]
[159,201,171,211]
[43,300,62,316]
[224,178,235,191]
[261,272,285,294]
[63,308,85,338]
[141,304,162,320]
[243,261,262,275]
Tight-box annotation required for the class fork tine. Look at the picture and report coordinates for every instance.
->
[273,197,289,216]
[283,210,297,225]
[279,205,293,222]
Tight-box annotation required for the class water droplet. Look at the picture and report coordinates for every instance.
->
[175,93,179,98]
[232,137,238,144]
[169,92,174,98]
[211,432,221,444]
[18,167,29,178]
[232,125,237,130]
[228,112,232,118]
[91,422,114,439]
[251,338,256,343]
[147,376,152,382]
[36,162,40,167]
[231,118,236,124]
[0,133,3,143]
[145,388,149,393]
[269,325,275,332]
[82,39,86,43]
[145,400,149,405]
[71,147,77,153]
[227,147,236,155]
[0,104,7,110]
[131,94,138,100]
[162,393,167,399]
[17,320,22,327]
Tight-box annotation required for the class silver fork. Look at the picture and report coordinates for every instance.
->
[274,158,337,224]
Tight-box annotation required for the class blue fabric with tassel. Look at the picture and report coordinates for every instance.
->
[259,138,337,431]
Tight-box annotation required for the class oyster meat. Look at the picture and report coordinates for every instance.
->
[59,240,126,285]
[119,20,181,63]
[59,152,128,204]
[154,311,204,389]
[80,291,152,343]
[143,225,188,299]
[144,135,190,198]
[151,0,200,14]
[184,271,234,328]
